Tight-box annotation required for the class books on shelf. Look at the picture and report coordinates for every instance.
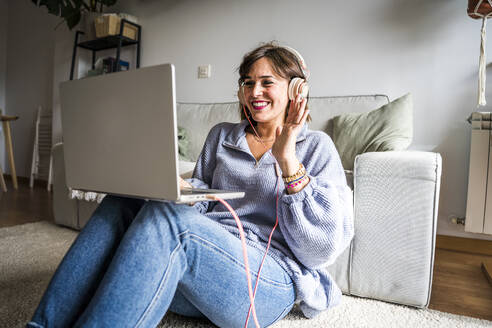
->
[102,57,130,74]
[86,57,130,78]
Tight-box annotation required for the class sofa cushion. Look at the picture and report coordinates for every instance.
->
[178,126,193,161]
[177,102,241,161]
[306,95,389,132]
[177,95,389,161]
[326,93,413,170]
[179,160,195,179]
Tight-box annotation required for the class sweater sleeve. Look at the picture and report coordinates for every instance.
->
[278,133,354,269]
[184,123,223,214]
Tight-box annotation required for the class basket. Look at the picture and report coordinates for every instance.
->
[95,14,138,40]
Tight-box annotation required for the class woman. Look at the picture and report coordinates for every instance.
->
[28,42,353,328]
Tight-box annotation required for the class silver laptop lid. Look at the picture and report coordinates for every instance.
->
[59,63,181,201]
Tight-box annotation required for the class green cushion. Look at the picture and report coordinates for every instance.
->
[326,93,413,170]
[178,126,193,161]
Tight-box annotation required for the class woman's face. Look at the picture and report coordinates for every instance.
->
[242,57,289,125]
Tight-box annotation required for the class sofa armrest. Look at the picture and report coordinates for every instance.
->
[52,143,79,229]
[350,151,442,308]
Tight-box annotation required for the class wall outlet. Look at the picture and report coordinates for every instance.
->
[449,215,466,225]
[198,65,211,79]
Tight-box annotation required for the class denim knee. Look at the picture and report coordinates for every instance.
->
[137,201,196,228]
[90,196,145,227]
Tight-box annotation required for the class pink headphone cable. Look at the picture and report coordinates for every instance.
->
[208,195,261,328]
[209,182,279,328]
[233,54,306,324]
[237,103,281,327]
[244,180,280,327]
[204,102,282,327]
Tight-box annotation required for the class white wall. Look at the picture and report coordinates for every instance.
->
[5,0,56,180]
[10,0,492,240]
[0,0,7,173]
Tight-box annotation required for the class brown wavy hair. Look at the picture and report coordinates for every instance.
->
[237,42,311,124]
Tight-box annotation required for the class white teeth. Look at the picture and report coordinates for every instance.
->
[252,101,268,107]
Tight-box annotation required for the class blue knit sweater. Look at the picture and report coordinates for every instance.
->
[187,120,354,318]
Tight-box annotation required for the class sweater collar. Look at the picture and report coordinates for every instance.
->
[223,120,308,151]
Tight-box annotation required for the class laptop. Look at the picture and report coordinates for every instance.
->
[59,63,245,203]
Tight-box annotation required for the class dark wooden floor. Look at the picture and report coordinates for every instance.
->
[0,176,54,228]
[1,177,492,321]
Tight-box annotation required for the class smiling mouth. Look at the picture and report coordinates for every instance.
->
[251,101,270,110]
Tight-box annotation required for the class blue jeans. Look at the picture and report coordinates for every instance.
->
[27,196,295,328]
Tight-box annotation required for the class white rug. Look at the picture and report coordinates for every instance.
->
[0,221,490,328]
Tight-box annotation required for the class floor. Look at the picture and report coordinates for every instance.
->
[0,177,54,228]
[430,249,492,320]
[1,177,492,321]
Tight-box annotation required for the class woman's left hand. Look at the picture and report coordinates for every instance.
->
[271,95,309,172]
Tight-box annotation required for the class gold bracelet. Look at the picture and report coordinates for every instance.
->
[282,163,306,183]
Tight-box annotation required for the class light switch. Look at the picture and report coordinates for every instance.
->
[198,65,211,78]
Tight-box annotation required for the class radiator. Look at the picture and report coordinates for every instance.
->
[466,112,492,234]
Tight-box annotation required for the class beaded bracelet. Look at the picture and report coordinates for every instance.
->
[282,163,306,183]
[285,174,305,186]
[285,174,308,189]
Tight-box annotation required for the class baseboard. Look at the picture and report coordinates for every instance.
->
[437,216,492,241]
[436,234,492,256]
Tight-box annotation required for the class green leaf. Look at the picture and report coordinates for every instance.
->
[32,0,119,30]
[60,2,82,30]
[45,0,63,15]
[66,11,81,30]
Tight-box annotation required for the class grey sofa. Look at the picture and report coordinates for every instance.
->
[52,95,442,309]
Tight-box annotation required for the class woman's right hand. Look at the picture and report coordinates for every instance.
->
[179,177,196,206]
[179,177,193,190]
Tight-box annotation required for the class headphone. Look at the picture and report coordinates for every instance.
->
[283,46,310,101]
[238,45,310,105]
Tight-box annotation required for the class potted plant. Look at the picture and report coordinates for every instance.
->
[31,0,118,31]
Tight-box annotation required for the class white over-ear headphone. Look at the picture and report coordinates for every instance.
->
[238,45,310,104]
[283,46,310,101]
